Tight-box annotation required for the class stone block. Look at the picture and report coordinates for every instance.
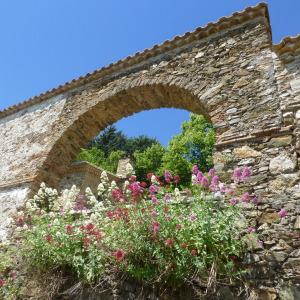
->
[269,154,296,174]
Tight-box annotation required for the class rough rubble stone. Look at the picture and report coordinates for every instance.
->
[269,154,296,174]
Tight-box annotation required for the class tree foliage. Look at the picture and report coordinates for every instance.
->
[133,144,166,182]
[77,114,215,186]
[160,114,215,186]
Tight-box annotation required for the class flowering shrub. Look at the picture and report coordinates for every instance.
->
[13,165,267,290]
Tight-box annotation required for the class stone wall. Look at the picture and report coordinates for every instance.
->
[0,3,300,298]
[59,161,123,194]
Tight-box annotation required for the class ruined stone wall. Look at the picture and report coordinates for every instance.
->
[59,161,123,194]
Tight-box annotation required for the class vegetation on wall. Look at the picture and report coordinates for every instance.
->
[0,164,265,299]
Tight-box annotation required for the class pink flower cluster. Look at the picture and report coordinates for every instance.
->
[74,194,87,211]
[128,182,143,197]
[192,166,219,191]
[111,188,124,202]
[232,166,251,183]
[112,249,125,261]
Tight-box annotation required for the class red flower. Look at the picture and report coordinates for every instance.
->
[91,230,104,241]
[83,237,91,248]
[140,181,147,188]
[111,188,124,202]
[17,217,24,226]
[129,175,137,182]
[229,255,238,261]
[163,206,169,213]
[45,234,53,243]
[66,224,73,235]
[165,238,174,247]
[106,211,114,219]
[176,224,182,230]
[173,175,180,184]
[152,221,160,233]
[85,223,94,231]
[0,278,5,287]
[113,249,125,261]
[146,172,153,181]
[180,243,188,249]
[190,249,197,256]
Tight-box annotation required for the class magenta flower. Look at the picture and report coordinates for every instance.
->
[173,175,180,184]
[113,249,125,261]
[208,168,216,177]
[129,175,137,182]
[176,224,182,230]
[152,221,160,233]
[248,227,256,233]
[164,170,173,182]
[278,209,287,218]
[165,238,174,247]
[201,176,209,188]
[251,196,259,204]
[151,196,159,204]
[211,175,219,186]
[209,175,220,191]
[241,192,252,203]
[149,184,159,194]
[192,165,199,175]
[111,188,123,201]
[219,183,226,193]
[196,171,204,182]
[241,166,251,181]
[233,168,242,183]
[164,193,171,202]
[128,182,143,196]
[151,210,158,218]
[0,278,6,287]
[190,213,197,221]
[229,198,238,206]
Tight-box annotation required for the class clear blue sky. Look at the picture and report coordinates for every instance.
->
[0,1,299,145]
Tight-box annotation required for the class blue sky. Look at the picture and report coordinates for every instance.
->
[0,0,299,145]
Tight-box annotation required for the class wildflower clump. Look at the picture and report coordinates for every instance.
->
[6,166,265,292]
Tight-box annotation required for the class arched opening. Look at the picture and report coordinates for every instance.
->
[59,107,214,192]
[37,84,213,189]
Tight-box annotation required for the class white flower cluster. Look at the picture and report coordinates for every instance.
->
[26,182,58,212]
[53,185,79,212]
[97,171,113,206]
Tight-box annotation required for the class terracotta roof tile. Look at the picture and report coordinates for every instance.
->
[274,34,300,55]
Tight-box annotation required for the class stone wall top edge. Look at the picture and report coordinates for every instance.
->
[0,3,270,119]
[0,93,67,124]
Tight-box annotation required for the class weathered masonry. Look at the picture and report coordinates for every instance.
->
[0,3,300,296]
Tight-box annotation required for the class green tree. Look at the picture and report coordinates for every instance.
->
[90,126,127,156]
[161,114,215,186]
[133,144,166,182]
[125,135,159,156]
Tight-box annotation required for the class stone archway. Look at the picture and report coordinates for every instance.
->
[0,4,300,294]
[39,83,209,187]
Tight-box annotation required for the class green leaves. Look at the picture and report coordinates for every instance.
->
[133,144,166,182]
[160,114,215,186]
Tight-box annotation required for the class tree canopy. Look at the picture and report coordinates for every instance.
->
[77,114,215,186]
